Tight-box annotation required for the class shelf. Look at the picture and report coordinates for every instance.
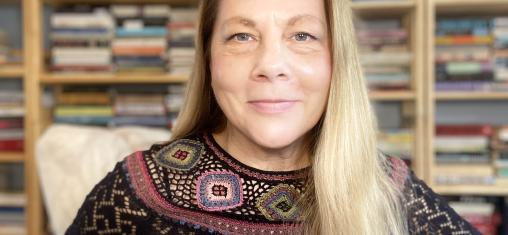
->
[0,152,24,163]
[435,0,508,15]
[434,183,508,196]
[40,73,188,84]
[352,0,415,15]
[0,64,24,78]
[369,90,415,101]
[435,92,508,101]
[43,0,197,5]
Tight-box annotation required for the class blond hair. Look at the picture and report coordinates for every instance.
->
[171,0,407,234]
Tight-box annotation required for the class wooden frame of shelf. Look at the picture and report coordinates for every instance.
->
[0,64,24,77]
[435,0,508,14]
[434,184,508,196]
[44,0,197,5]
[436,92,508,100]
[352,0,415,14]
[369,90,416,101]
[40,73,188,84]
[0,152,24,163]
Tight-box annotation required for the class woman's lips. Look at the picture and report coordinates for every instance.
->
[248,100,298,114]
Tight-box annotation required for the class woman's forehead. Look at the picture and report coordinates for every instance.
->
[219,15,326,30]
[215,0,326,26]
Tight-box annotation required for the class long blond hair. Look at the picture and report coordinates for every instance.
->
[171,0,407,234]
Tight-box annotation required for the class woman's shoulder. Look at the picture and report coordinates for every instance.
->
[379,153,481,234]
[66,133,217,234]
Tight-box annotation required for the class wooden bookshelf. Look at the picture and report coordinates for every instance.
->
[0,64,24,77]
[436,92,508,100]
[0,152,24,163]
[352,0,415,14]
[40,73,188,84]
[434,184,508,196]
[44,0,197,5]
[369,90,416,101]
[435,0,508,14]
[426,0,508,196]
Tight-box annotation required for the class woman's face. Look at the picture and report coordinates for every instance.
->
[210,0,331,149]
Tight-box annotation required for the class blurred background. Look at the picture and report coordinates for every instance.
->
[0,0,508,234]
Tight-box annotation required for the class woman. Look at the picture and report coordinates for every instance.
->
[66,0,479,234]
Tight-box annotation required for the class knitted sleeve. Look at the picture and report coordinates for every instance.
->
[404,171,481,234]
[64,158,205,235]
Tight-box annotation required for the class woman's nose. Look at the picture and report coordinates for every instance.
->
[251,40,291,82]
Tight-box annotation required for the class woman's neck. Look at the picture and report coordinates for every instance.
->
[212,127,311,172]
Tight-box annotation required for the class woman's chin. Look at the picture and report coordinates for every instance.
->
[248,129,302,150]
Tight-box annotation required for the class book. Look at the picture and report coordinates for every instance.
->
[54,105,113,117]
[0,119,23,129]
[436,125,493,136]
[0,140,23,151]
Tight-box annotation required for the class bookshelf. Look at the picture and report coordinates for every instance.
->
[0,64,24,77]
[40,73,188,84]
[353,0,425,178]
[0,152,24,162]
[351,0,416,14]
[426,0,508,197]
[0,1,30,235]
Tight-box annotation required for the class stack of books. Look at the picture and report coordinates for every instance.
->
[493,17,508,82]
[111,5,169,73]
[0,30,21,66]
[435,18,502,91]
[53,86,113,126]
[435,125,492,164]
[0,81,23,152]
[492,126,508,182]
[112,93,168,127]
[0,30,8,65]
[165,84,185,129]
[52,85,186,129]
[356,19,411,90]
[434,124,495,185]
[50,5,114,73]
[449,197,502,235]
[167,8,197,76]
[0,164,25,235]
[377,129,413,166]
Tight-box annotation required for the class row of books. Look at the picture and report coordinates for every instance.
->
[0,30,21,65]
[0,164,25,235]
[356,18,412,91]
[0,81,24,152]
[50,4,197,75]
[447,196,504,235]
[434,124,508,185]
[435,17,508,92]
[52,85,184,129]
[377,128,413,166]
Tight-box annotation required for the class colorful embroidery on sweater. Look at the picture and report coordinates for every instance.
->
[196,171,243,211]
[154,138,204,171]
[126,151,302,235]
[256,184,302,221]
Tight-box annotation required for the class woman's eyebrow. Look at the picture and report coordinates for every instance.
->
[221,14,324,29]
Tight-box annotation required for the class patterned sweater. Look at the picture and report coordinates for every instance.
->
[66,132,480,235]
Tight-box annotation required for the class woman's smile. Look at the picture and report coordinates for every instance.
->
[247,99,299,114]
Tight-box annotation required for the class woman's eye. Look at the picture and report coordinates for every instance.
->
[228,33,253,42]
[293,32,317,42]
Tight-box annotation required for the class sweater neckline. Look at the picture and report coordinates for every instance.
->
[202,132,310,181]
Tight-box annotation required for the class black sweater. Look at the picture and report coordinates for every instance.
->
[66,132,480,234]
